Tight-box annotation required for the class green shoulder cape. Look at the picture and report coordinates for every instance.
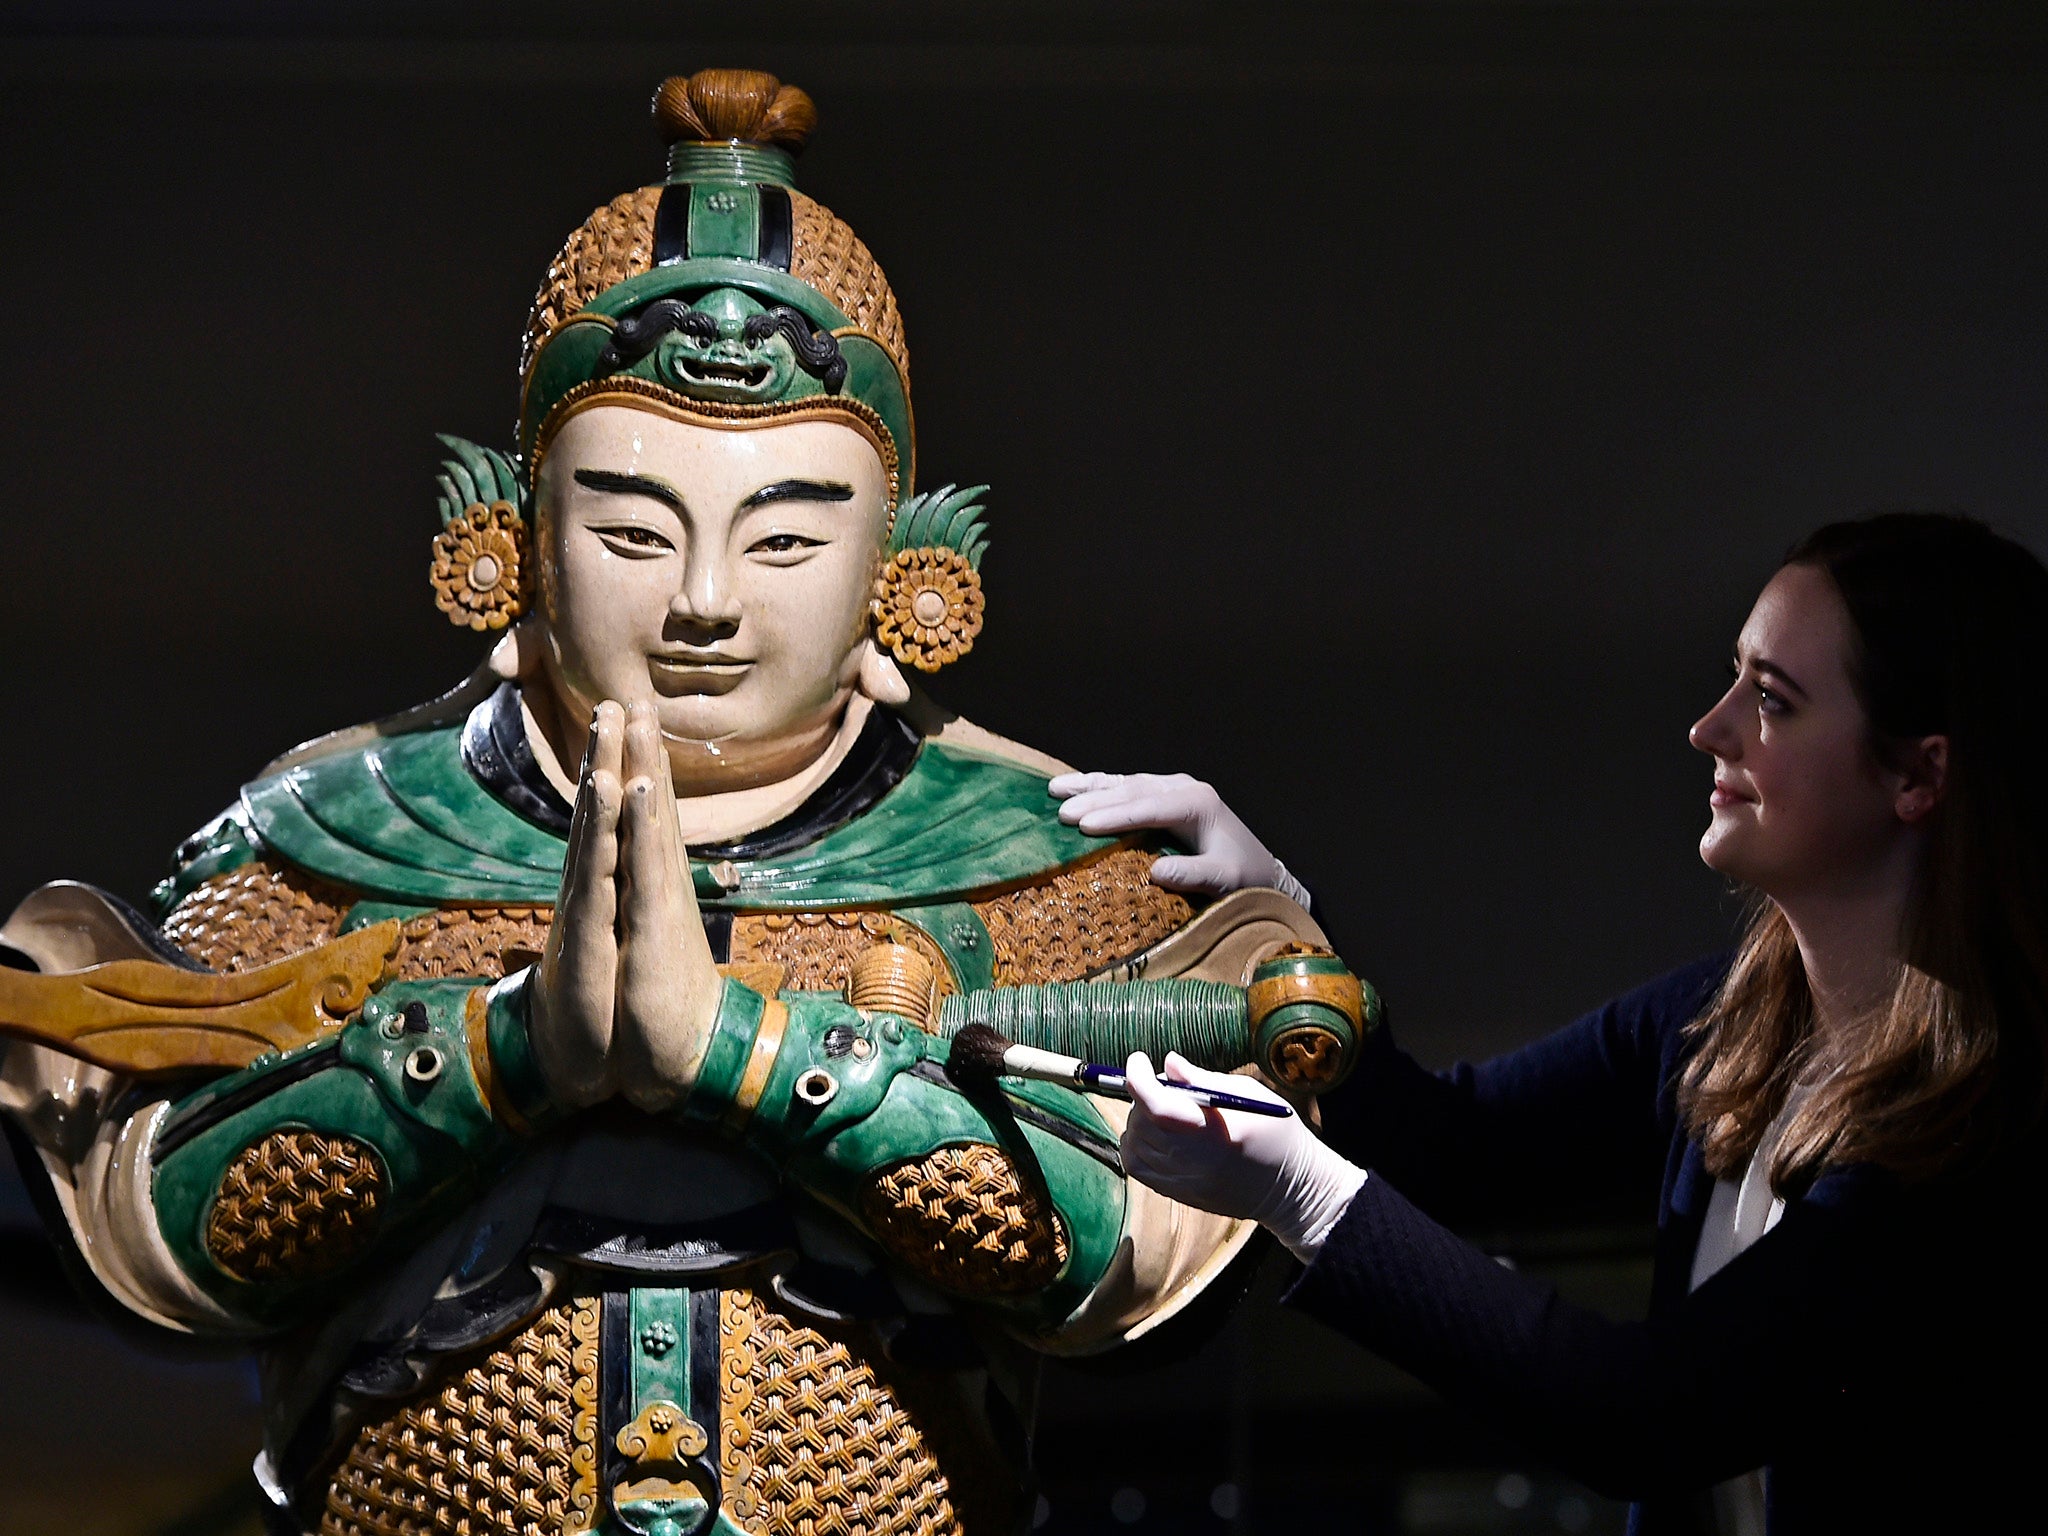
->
[186,708,1108,912]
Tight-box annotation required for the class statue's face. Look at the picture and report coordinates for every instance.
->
[533,405,890,789]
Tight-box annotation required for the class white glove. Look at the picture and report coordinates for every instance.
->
[1119,1051,1366,1263]
[1048,772,1311,908]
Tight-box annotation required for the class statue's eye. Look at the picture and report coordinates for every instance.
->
[594,525,676,556]
[750,533,825,556]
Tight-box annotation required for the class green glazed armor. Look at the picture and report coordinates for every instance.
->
[679,979,1126,1332]
[150,980,515,1322]
[154,720,1112,914]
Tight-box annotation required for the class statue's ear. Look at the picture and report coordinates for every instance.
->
[428,434,531,633]
[872,484,990,673]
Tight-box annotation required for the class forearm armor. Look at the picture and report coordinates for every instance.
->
[149,979,520,1321]
[672,977,1128,1333]
[143,940,1374,1331]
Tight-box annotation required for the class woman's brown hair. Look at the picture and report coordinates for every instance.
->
[1680,513,2048,1188]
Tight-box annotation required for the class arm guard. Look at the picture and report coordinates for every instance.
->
[676,979,1130,1334]
[147,978,528,1323]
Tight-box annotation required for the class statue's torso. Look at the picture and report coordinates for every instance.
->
[151,688,1210,1536]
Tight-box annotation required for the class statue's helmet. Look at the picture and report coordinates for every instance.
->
[518,69,913,504]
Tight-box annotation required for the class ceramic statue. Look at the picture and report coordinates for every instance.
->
[0,69,1373,1536]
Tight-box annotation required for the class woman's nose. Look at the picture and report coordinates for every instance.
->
[1689,687,1743,758]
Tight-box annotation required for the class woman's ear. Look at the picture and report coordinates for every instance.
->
[1893,734,1949,823]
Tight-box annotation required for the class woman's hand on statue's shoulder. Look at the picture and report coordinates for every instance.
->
[1049,771,1310,907]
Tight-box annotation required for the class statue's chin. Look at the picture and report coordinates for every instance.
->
[653,691,855,794]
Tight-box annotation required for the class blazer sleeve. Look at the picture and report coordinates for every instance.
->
[1320,955,1727,1227]
[1282,1159,1913,1502]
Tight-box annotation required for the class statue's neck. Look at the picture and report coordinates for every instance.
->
[519,690,877,847]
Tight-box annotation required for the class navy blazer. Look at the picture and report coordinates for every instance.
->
[1288,957,2044,1533]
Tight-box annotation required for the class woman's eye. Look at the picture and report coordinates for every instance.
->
[596,526,675,555]
[750,533,824,555]
[1754,680,1788,715]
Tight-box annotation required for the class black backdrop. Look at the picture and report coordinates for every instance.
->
[3,5,2046,1531]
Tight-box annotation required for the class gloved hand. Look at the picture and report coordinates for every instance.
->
[1119,1051,1366,1263]
[1048,772,1312,908]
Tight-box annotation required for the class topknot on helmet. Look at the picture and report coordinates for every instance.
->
[652,69,816,151]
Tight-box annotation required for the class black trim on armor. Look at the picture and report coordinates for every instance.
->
[907,1058,1125,1175]
[756,186,793,269]
[152,1042,342,1162]
[463,685,924,870]
[108,883,214,969]
[704,910,733,963]
[463,683,574,835]
[337,1263,551,1398]
[694,707,923,863]
[600,1288,631,1486]
[690,1286,722,1469]
[769,1260,903,1324]
[654,184,692,265]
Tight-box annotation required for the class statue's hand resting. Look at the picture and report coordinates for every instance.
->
[1049,772,1312,909]
[530,700,725,1113]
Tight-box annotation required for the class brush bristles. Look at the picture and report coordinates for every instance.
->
[944,1022,1013,1086]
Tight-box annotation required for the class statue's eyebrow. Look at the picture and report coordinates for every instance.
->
[741,479,855,508]
[573,468,684,511]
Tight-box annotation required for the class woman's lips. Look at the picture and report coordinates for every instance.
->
[1710,778,1755,809]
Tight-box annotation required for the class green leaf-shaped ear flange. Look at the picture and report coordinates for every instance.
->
[887,483,991,570]
[874,483,991,673]
[429,434,530,633]
[433,434,527,528]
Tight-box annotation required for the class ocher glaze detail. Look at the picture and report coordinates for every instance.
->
[430,501,528,631]
[720,1285,960,1536]
[976,847,1195,985]
[163,862,349,972]
[206,1130,385,1282]
[321,1294,601,1536]
[873,549,984,672]
[386,906,553,983]
[860,1143,1070,1295]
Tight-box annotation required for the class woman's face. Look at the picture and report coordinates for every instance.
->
[1689,563,1908,901]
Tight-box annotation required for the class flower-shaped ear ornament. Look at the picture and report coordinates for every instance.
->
[429,434,530,632]
[873,484,991,673]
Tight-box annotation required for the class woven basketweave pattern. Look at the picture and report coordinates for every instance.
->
[163,861,349,971]
[521,186,907,388]
[320,1296,600,1536]
[205,1131,385,1282]
[975,847,1194,984]
[789,188,906,380]
[730,909,955,996]
[860,1143,1069,1295]
[720,1286,960,1536]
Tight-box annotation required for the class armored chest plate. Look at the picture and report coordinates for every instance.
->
[320,1284,994,1536]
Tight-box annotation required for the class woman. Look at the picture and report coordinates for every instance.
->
[1054,513,2048,1533]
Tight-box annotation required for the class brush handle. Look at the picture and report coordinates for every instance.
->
[1078,1065,1294,1118]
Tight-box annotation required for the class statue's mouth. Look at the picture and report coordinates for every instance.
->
[649,652,751,697]
[676,357,773,389]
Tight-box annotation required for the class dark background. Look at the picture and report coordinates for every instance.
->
[3,4,2045,1534]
